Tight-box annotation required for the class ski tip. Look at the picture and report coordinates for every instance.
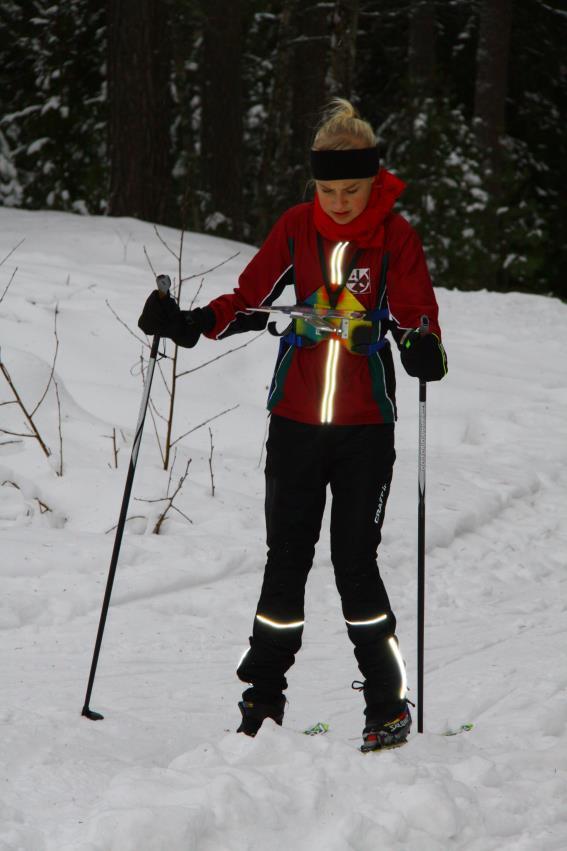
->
[443,723,474,737]
[303,722,330,736]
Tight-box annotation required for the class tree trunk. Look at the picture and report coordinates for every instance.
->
[255,0,295,238]
[409,0,435,94]
[291,0,330,188]
[474,0,513,169]
[200,0,244,240]
[329,0,359,100]
[107,0,172,224]
[474,0,513,287]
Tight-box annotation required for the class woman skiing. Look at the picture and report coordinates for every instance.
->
[138,99,447,751]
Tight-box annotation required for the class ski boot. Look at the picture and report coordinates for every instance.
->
[237,688,286,737]
[361,699,412,752]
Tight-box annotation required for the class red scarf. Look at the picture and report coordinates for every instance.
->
[313,168,406,248]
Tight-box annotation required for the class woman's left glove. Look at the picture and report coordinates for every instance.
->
[400,330,448,381]
[138,291,215,348]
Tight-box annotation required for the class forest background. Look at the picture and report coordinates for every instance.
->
[0,0,565,300]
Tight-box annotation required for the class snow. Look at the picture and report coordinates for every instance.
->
[1,208,566,851]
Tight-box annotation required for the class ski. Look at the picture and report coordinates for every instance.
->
[442,723,474,737]
[242,720,470,749]
[361,739,409,753]
[303,721,330,736]
[301,723,409,753]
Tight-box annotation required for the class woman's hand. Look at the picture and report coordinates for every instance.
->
[138,291,181,336]
[400,330,447,381]
[138,292,215,348]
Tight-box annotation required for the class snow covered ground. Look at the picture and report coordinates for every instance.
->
[0,208,566,851]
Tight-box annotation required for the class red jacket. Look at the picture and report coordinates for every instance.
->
[205,178,442,425]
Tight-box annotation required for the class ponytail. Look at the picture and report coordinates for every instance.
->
[312,98,377,151]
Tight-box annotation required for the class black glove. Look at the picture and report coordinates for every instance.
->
[399,329,447,381]
[138,291,180,336]
[138,291,215,349]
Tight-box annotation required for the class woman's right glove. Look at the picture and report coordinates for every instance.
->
[138,291,215,348]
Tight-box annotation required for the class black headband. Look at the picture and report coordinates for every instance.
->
[310,147,380,180]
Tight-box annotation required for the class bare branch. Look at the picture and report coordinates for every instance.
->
[104,427,119,468]
[0,427,34,439]
[0,439,22,446]
[163,343,179,469]
[170,404,239,447]
[180,251,240,283]
[170,505,193,524]
[67,283,96,300]
[149,397,168,423]
[154,350,172,396]
[54,379,63,476]
[148,402,165,467]
[188,278,204,310]
[153,224,179,263]
[177,229,185,302]
[145,223,240,473]
[0,266,17,304]
[165,448,177,493]
[143,245,157,276]
[151,457,192,534]
[176,331,266,378]
[30,304,60,418]
[161,227,185,471]
[0,238,25,268]
[208,427,215,497]
[0,361,51,457]
[139,353,165,466]
[106,299,148,348]
[2,478,51,513]
[134,344,172,411]
[105,515,145,534]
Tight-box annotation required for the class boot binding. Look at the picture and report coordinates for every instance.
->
[361,703,412,752]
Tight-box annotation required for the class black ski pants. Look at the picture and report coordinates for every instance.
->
[237,414,403,705]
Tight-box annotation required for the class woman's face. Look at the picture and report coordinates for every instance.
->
[315,176,373,225]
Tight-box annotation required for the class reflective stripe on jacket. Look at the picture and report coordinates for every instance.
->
[204,202,441,426]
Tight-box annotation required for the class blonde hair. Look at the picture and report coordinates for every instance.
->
[312,98,377,151]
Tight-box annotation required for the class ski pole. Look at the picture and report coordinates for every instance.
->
[417,314,429,734]
[82,274,171,720]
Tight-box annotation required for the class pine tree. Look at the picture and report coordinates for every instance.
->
[0,0,106,213]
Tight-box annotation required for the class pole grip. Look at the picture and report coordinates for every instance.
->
[156,274,171,299]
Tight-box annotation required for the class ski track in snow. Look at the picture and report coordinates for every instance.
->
[1,209,566,851]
